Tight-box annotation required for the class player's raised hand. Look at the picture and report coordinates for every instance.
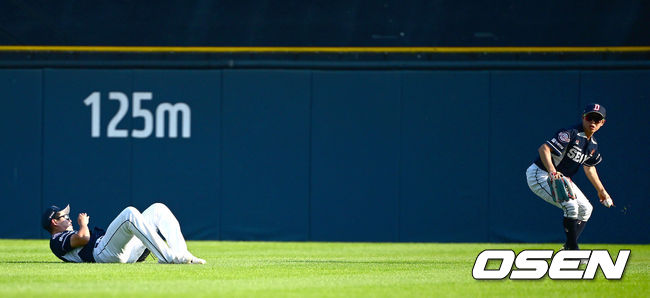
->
[78,213,90,227]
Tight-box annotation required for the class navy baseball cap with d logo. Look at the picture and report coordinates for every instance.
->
[583,103,606,118]
[41,205,70,230]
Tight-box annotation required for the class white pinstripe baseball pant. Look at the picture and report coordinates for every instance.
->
[92,203,190,263]
[526,163,593,221]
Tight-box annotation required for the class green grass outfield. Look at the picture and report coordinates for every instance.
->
[1,240,647,297]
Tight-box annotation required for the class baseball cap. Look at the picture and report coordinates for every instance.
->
[41,204,70,230]
[583,103,606,118]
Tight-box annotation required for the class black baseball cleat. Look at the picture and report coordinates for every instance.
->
[136,249,151,262]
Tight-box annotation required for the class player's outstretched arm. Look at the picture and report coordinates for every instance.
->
[584,165,613,206]
[70,213,91,248]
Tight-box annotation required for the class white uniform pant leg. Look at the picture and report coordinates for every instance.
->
[123,237,148,263]
[93,207,180,263]
[141,203,189,255]
[526,164,562,209]
[525,164,592,221]
[569,181,593,221]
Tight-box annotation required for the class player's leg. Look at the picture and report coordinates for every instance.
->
[569,183,593,241]
[141,203,187,253]
[551,179,582,250]
[92,225,134,263]
[93,206,187,263]
[123,237,149,263]
[526,164,579,250]
[526,164,561,208]
[142,203,205,264]
[560,213,579,249]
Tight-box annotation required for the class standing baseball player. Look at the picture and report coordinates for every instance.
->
[42,202,206,264]
[526,103,613,251]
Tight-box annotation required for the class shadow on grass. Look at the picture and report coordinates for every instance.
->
[0,261,63,264]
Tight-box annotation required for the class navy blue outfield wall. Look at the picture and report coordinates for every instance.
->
[1,69,648,243]
[2,1,648,46]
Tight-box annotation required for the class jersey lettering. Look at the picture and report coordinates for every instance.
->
[567,148,589,163]
[551,138,564,150]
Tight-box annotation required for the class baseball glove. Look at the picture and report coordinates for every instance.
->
[547,176,576,203]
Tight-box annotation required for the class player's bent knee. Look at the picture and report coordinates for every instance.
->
[580,204,593,221]
[120,207,144,223]
[150,203,173,216]
[562,202,579,219]
[150,202,169,211]
[122,206,140,215]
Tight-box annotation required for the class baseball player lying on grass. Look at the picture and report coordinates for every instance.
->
[42,203,206,264]
[526,103,613,252]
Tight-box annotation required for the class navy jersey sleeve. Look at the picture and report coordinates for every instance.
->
[50,231,77,258]
[545,129,574,155]
[584,150,603,166]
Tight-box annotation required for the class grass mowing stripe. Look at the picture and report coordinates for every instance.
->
[0,240,647,297]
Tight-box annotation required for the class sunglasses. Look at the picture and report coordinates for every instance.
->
[55,214,70,221]
[585,114,604,123]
